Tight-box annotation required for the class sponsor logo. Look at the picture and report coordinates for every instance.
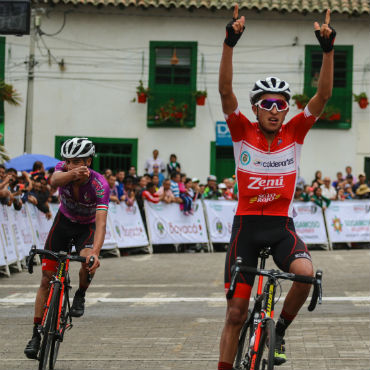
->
[213,217,226,237]
[296,205,318,214]
[84,192,90,202]
[253,158,294,168]
[156,221,165,235]
[240,151,251,166]
[353,205,370,213]
[332,216,343,233]
[248,176,284,190]
[249,193,281,204]
[115,224,121,238]
[169,223,201,234]
[294,252,312,260]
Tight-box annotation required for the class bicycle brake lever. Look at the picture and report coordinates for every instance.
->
[87,256,95,283]
[27,245,37,274]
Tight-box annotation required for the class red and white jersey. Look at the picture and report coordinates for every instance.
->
[226,106,317,217]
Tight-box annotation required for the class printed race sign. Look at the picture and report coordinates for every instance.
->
[145,200,208,245]
[325,200,370,242]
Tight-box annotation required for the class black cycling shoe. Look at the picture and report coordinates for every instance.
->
[70,293,85,317]
[274,334,287,365]
[24,327,41,359]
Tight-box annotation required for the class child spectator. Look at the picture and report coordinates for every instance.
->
[343,183,355,199]
[152,174,160,192]
[122,176,136,207]
[108,174,120,204]
[170,172,182,204]
[167,154,181,176]
[115,170,125,200]
[179,178,194,215]
[142,182,161,203]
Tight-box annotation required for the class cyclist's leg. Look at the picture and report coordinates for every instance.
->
[70,222,95,317]
[25,211,70,359]
[272,217,313,364]
[219,215,259,369]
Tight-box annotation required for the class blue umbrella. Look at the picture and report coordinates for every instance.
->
[4,154,60,172]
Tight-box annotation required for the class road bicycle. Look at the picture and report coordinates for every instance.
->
[227,247,323,370]
[27,245,94,370]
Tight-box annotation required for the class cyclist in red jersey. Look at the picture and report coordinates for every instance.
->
[24,138,110,360]
[218,6,336,369]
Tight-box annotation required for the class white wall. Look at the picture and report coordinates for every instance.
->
[4,6,370,184]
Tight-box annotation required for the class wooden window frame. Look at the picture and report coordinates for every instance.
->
[147,41,197,128]
[304,45,353,129]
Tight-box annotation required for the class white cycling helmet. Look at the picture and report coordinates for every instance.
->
[249,77,292,104]
[61,137,95,159]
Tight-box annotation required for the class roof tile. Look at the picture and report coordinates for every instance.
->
[39,0,370,15]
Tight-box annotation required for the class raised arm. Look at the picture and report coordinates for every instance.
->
[307,9,336,117]
[219,5,245,115]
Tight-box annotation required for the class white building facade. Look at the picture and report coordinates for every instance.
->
[3,1,370,184]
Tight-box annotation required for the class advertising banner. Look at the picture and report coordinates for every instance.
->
[0,241,6,266]
[145,200,208,245]
[0,205,19,264]
[325,200,370,242]
[6,207,27,259]
[292,202,328,244]
[204,200,236,243]
[108,202,148,248]
[26,204,53,248]
[10,206,34,257]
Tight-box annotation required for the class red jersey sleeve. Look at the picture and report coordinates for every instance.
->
[225,109,252,142]
[142,190,160,203]
[285,106,317,144]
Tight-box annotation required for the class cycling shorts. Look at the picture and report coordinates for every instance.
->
[224,215,311,299]
[42,210,95,272]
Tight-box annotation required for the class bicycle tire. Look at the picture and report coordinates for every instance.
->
[49,290,67,370]
[38,284,60,370]
[255,317,275,370]
[234,310,252,370]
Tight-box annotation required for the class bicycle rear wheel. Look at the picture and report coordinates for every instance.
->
[234,310,252,370]
[39,284,60,370]
[49,290,68,370]
[255,317,275,370]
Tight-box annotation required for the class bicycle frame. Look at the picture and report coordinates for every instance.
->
[248,255,277,370]
[41,259,71,334]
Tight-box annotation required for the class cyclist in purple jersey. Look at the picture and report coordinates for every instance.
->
[55,161,109,223]
[25,138,109,360]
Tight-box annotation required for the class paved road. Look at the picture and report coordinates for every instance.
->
[0,249,369,370]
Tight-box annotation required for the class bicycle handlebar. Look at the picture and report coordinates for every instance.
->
[226,257,323,311]
[27,245,95,275]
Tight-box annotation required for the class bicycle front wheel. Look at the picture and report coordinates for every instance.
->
[255,317,275,370]
[39,284,60,370]
[234,310,252,370]
[50,290,67,370]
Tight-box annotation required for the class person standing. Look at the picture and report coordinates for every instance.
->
[217,6,336,369]
[144,149,165,174]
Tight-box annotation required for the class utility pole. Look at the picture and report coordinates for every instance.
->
[23,9,37,154]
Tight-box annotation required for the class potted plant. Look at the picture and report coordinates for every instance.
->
[151,99,189,126]
[292,93,310,110]
[353,92,368,109]
[135,80,150,103]
[0,80,21,106]
[320,105,341,121]
[193,90,207,106]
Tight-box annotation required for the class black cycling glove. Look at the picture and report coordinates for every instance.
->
[224,18,245,48]
[315,25,336,53]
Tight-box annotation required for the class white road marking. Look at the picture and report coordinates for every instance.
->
[0,283,218,288]
[0,296,369,304]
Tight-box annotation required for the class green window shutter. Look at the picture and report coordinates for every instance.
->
[304,45,353,129]
[147,41,197,128]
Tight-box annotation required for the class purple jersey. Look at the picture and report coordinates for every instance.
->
[55,161,109,224]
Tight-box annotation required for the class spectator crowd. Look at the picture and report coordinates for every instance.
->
[1,149,369,221]
[294,166,370,209]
